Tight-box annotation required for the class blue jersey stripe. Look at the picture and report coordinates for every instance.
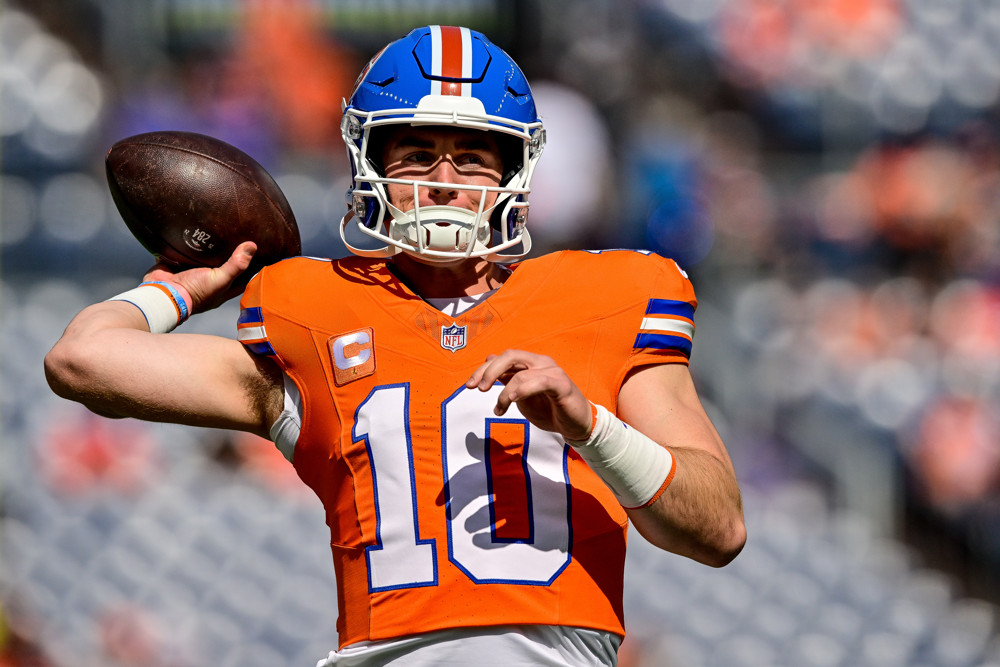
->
[645,299,694,319]
[238,306,264,325]
[634,333,693,357]
[244,340,276,357]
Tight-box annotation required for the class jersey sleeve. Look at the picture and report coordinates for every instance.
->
[627,255,697,368]
[236,269,281,363]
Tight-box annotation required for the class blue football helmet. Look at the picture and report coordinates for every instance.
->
[340,25,545,263]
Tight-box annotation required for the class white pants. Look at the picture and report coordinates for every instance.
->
[316,625,621,666]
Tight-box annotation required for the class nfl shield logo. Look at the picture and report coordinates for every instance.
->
[440,323,467,352]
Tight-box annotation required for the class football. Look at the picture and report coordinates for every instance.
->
[105,130,301,289]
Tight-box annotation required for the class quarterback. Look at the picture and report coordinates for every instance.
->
[46,26,745,666]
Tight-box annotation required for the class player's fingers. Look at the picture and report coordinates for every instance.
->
[465,354,499,389]
[141,242,256,287]
[470,353,523,390]
[503,369,562,404]
[472,350,551,390]
[493,386,512,415]
[494,370,569,421]
[219,241,257,277]
[141,256,185,281]
[493,372,545,415]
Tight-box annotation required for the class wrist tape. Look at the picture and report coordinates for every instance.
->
[567,403,676,509]
[108,281,191,334]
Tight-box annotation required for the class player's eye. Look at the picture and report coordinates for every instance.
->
[456,152,501,173]
[403,151,434,164]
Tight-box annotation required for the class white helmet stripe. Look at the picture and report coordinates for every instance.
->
[459,27,472,96]
[430,25,442,95]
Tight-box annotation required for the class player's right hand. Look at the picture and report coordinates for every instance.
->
[142,241,257,314]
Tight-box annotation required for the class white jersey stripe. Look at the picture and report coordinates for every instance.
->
[639,317,695,339]
[237,325,268,342]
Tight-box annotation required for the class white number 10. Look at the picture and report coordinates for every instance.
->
[354,383,572,593]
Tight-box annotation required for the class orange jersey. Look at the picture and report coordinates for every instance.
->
[237,249,696,648]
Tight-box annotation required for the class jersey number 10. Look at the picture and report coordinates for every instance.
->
[354,382,573,592]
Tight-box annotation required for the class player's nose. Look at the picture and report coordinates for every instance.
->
[426,159,461,202]
[428,157,460,185]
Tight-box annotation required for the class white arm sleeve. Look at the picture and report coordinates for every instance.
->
[268,372,302,462]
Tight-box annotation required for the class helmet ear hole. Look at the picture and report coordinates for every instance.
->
[496,134,523,185]
[490,195,527,235]
[489,195,510,232]
[351,187,383,230]
[364,127,390,176]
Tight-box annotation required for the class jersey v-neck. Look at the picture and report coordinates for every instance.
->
[424,290,498,317]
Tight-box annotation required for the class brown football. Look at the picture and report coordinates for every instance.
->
[106,130,301,290]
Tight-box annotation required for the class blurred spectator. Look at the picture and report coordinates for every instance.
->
[715,0,901,88]
[205,429,311,497]
[858,140,978,276]
[699,111,780,270]
[112,0,357,166]
[909,395,1000,513]
[621,95,716,267]
[36,407,161,497]
[233,1,357,153]
[527,81,614,249]
[98,604,165,667]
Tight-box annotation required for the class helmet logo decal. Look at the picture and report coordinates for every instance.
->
[430,25,472,97]
[440,323,467,352]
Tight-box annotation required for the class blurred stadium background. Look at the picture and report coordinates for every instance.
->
[3,0,1000,664]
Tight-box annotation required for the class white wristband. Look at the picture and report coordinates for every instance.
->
[567,403,676,509]
[108,281,191,334]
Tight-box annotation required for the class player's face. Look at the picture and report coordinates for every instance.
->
[380,127,504,214]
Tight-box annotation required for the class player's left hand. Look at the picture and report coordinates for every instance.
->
[466,350,593,441]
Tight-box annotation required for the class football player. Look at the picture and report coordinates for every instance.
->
[46,26,745,666]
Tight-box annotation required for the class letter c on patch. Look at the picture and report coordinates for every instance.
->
[333,330,371,370]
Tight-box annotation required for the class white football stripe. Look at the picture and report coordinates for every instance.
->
[640,317,694,338]
[237,325,267,342]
